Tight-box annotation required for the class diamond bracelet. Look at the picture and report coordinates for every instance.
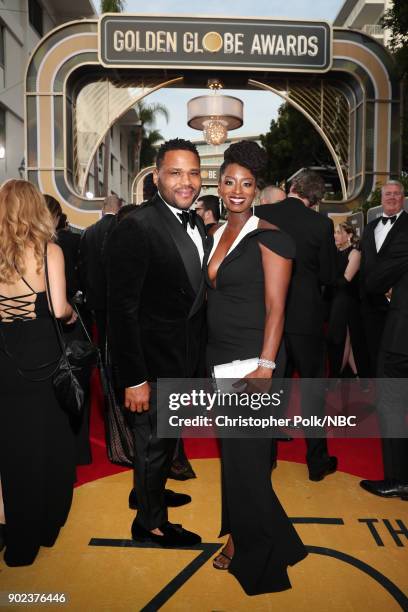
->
[258,358,276,370]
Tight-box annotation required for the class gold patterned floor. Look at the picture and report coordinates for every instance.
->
[1,459,407,611]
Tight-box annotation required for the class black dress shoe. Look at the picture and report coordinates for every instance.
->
[309,456,338,482]
[131,520,201,547]
[360,479,408,500]
[128,489,191,510]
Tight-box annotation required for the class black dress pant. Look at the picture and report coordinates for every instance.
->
[362,309,387,377]
[284,333,330,471]
[377,350,408,482]
[94,309,107,362]
[126,384,177,530]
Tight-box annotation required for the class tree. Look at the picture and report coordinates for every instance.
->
[381,0,408,172]
[100,0,126,11]
[381,0,408,75]
[140,129,164,169]
[131,101,169,175]
[260,103,333,186]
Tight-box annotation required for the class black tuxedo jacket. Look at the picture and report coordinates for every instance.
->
[79,214,117,311]
[364,212,408,355]
[106,195,207,388]
[255,198,337,336]
[56,229,80,299]
[360,210,408,316]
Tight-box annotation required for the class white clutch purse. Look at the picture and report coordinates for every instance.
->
[212,357,259,381]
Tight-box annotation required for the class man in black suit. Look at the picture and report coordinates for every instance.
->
[195,194,221,234]
[255,171,338,481]
[79,194,121,354]
[360,181,408,376]
[107,139,206,547]
[359,180,408,500]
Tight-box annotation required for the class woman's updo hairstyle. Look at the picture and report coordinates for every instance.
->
[220,140,267,181]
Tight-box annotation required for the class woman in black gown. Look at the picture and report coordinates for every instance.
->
[206,141,307,595]
[0,179,76,566]
[327,222,369,378]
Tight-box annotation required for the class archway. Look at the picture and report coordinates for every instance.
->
[25,15,401,227]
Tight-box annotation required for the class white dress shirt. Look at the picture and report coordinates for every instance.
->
[160,195,204,265]
[374,210,403,252]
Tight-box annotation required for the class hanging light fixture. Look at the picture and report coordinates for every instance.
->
[187,80,243,146]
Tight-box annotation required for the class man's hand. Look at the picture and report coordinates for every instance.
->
[124,382,151,413]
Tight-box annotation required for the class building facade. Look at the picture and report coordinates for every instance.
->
[333,0,394,47]
[0,0,96,184]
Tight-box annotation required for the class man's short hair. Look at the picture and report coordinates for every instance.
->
[290,171,326,206]
[103,194,122,213]
[381,180,404,195]
[143,173,157,200]
[197,194,220,221]
[156,138,200,168]
[260,185,286,205]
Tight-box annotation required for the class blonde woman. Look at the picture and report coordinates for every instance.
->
[0,179,76,567]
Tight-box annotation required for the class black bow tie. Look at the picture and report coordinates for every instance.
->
[177,209,196,230]
[381,215,397,225]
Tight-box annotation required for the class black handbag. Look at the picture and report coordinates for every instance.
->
[102,344,134,467]
[44,249,100,416]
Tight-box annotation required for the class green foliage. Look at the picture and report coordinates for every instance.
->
[140,129,164,168]
[100,0,126,11]
[134,101,169,126]
[381,0,408,171]
[260,103,332,186]
[381,0,408,64]
[131,101,169,173]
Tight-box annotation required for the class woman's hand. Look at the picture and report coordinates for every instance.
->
[64,307,78,325]
[239,366,274,393]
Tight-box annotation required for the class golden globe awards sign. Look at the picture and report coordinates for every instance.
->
[99,15,332,72]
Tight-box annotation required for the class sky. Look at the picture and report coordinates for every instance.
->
[103,1,345,141]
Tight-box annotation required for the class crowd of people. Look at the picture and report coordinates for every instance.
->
[0,138,407,596]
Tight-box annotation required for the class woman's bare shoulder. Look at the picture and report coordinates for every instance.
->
[46,241,63,261]
[258,218,279,231]
[349,248,361,260]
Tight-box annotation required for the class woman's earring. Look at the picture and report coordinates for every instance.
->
[219,197,224,218]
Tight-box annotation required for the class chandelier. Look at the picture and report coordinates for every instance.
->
[187,80,243,146]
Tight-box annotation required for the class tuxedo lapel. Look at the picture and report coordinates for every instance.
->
[367,219,379,255]
[153,197,202,293]
[378,211,407,254]
[195,215,208,260]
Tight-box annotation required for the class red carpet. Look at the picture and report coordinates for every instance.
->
[76,371,384,486]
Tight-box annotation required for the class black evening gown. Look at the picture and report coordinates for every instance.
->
[206,218,308,595]
[326,246,370,377]
[0,281,75,566]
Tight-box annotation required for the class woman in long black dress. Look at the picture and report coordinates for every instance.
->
[0,179,76,566]
[327,222,369,378]
[207,141,307,595]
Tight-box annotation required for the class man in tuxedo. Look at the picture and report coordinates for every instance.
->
[360,181,408,376]
[359,180,408,500]
[79,194,121,354]
[107,139,206,546]
[255,171,338,481]
[195,194,221,234]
